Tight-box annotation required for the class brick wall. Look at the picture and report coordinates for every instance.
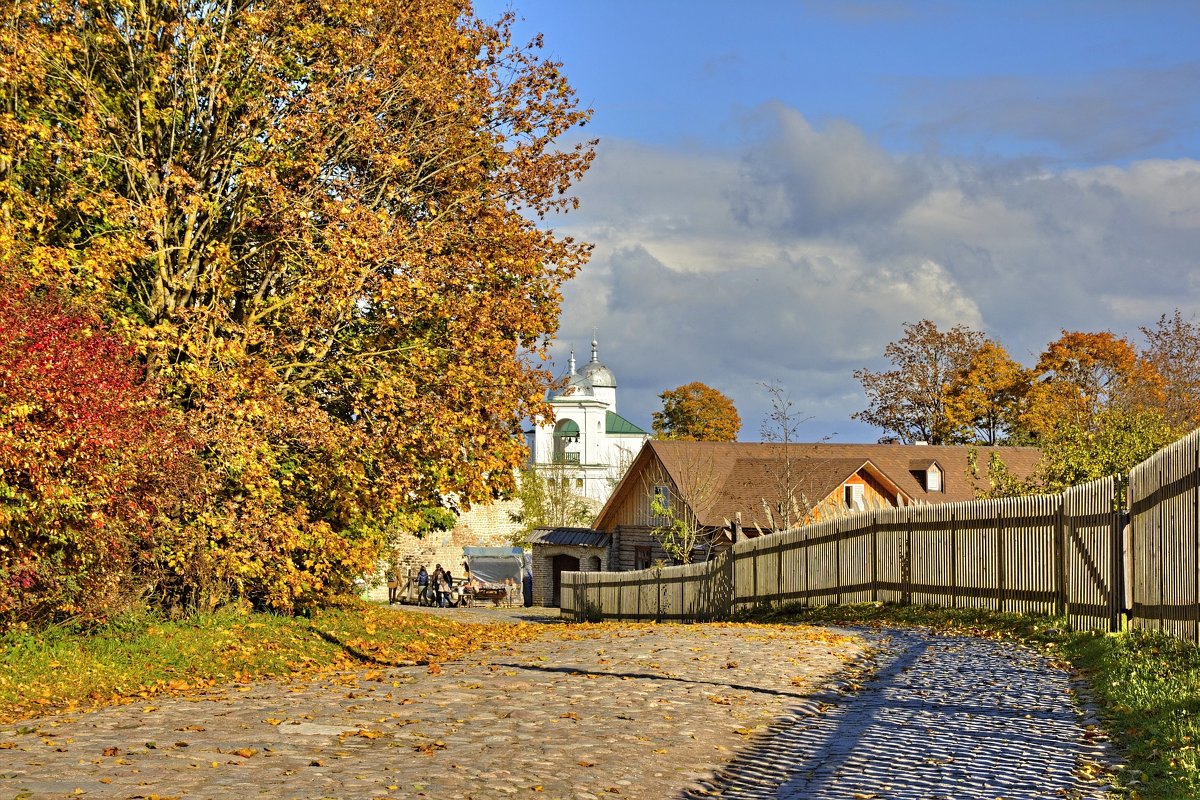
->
[531,544,607,607]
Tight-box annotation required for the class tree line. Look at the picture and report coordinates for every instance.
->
[854,317,1200,493]
[0,1,593,628]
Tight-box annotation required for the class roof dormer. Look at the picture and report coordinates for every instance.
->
[910,459,943,493]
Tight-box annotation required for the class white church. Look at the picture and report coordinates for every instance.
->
[527,339,650,505]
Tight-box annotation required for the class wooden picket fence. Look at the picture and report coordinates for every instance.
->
[563,476,1126,631]
[566,432,1200,639]
[1128,428,1200,640]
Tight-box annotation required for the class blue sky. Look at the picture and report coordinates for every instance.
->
[477,1,1200,441]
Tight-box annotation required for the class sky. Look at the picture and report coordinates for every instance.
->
[475,0,1200,442]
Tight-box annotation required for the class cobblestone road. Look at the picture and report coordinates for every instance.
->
[0,606,1115,799]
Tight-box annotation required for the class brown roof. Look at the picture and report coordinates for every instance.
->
[596,440,1043,532]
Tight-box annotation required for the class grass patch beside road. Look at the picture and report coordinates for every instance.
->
[0,601,540,724]
[741,602,1200,800]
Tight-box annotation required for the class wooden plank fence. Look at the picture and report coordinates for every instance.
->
[565,430,1200,641]
[563,475,1131,634]
[1129,429,1200,641]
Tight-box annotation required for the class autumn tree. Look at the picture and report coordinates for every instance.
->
[982,331,1174,499]
[943,341,1030,445]
[0,279,198,627]
[1141,310,1200,432]
[0,1,595,612]
[652,382,742,442]
[853,320,987,444]
[1020,331,1164,440]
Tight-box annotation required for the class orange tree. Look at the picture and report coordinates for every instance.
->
[943,341,1030,445]
[653,382,742,442]
[0,1,594,612]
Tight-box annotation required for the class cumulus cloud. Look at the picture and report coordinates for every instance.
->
[547,107,1200,440]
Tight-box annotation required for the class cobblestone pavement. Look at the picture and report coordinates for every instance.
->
[0,607,1115,800]
[690,627,1115,799]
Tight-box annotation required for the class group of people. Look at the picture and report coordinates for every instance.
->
[414,563,457,607]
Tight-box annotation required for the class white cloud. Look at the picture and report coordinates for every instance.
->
[547,108,1200,440]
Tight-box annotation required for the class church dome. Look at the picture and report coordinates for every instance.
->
[579,338,617,388]
[580,361,616,388]
[555,371,594,398]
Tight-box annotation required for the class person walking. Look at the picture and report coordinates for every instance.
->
[416,565,429,606]
[431,564,445,607]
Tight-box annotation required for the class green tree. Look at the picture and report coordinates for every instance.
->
[0,1,594,612]
[508,465,594,545]
[652,382,741,441]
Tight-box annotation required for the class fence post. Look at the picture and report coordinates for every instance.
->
[873,515,883,604]
[902,510,912,606]
[680,572,685,623]
[752,539,759,607]
[835,521,843,606]
[950,509,959,610]
[656,568,662,623]
[777,535,784,606]
[1054,497,1066,619]
[1193,445,1200,643]
[997,507,1007,613]
[637,572,643,620]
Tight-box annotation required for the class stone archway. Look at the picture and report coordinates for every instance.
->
[551,553,580,607]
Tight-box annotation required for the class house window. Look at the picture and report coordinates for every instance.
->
[844,483,864,510]
[926,466,942,492]
[634,546,653,570]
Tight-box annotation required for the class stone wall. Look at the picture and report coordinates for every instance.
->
[362,497,524,603]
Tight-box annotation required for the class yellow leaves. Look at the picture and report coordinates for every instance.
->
[413,739,446,755]
[338,729,385,742]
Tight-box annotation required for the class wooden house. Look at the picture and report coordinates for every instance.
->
[591,440,1044,572]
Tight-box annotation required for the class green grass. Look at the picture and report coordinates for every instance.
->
[738,601,1200,800]
[0,600,540,723]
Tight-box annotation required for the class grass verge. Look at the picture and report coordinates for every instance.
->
[0,600,542,724]
[738,601,1200,800]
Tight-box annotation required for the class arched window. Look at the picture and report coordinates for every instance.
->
[553,419,581,464]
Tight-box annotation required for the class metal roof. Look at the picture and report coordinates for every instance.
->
[605,410,647,435]
[527,527,611,548]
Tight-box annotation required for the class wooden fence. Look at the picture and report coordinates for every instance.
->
[563,477,1127,632]
[1129,429,1200,640]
